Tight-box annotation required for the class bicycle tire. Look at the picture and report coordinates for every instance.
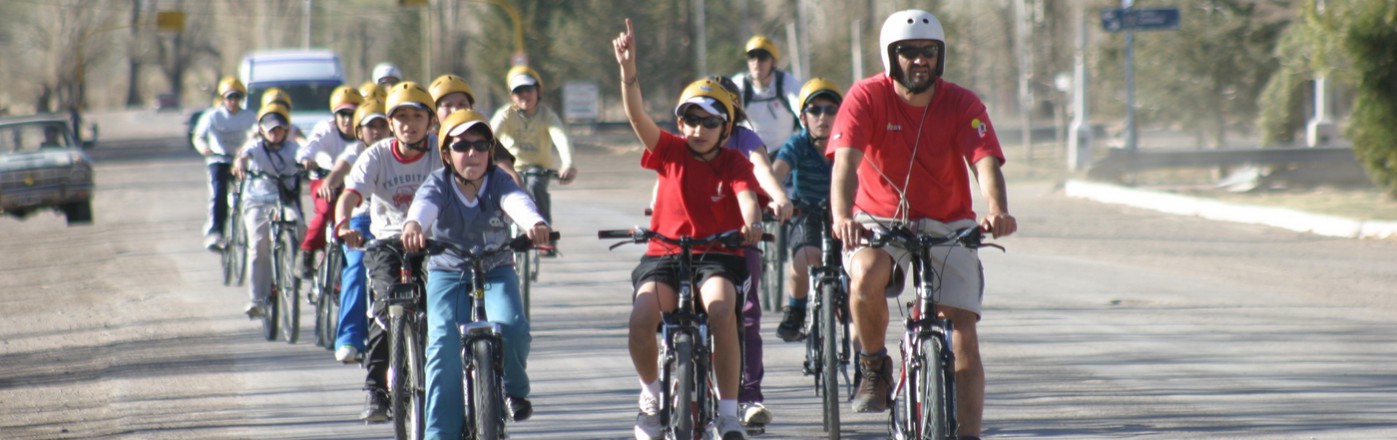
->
[277,230,300,344]
[315,245,342,349]
[389,314,414,439]
[407,321,426,440]
[516,250,531,319]
[916,336,952,440]
[668,332,696,440]
[468,338,505,440]
[221,191,241,285]
[262,279,278,342]
[757,236,777,312]
[819,282,841,438]
[229,203,248,287]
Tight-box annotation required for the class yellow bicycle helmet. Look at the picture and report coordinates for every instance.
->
[385,81,435,116]
[261,87,293,109]
[329,86,364,113]
[257,102,291,132]
[745,35,780,61]
[429,74,476,105]
[438,109,494,145]
[353,99,387,129]
[358,82,386,102]
[217,76,246,97]
[674,78,737,137]
[505,65,542,92]
[797,78,843,110]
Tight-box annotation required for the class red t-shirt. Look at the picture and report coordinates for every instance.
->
[825,76,1005,222]
[643,131,760,256]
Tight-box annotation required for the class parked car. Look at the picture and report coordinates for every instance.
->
[0,114,95,225]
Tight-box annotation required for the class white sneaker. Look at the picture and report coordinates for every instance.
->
[633,392,661,440]
[244,301,264,319]
[204,232,224,252]
[716,415,749,440]
[740,402,772,425]
[335,345,360,364]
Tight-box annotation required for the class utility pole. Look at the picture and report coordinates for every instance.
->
[1068,2,1092,171]
[303,0,312,48]
[1122,0,1138,151]
[1015,0,1035,160]
[694,0,708,77]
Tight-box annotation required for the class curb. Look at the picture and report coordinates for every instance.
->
[1064,180,1397,240]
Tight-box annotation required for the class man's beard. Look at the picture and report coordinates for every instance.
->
[897,68,935,94]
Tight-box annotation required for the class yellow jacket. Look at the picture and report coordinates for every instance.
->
[490,105,572,170]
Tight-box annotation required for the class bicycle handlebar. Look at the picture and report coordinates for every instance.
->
[598,227,773,251]
[866,225,1004,253]
[367,232,562,260]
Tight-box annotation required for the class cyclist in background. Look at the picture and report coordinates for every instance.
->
[372,62,403,87]
[491,65,576,255]
[828,10,1016,440]
[732,35,802,152]
[334,82,441,423]
[402,109,550,435]
[297,86,363,279]
[230,103,304,319]
[614,19,762,440]
[770,78,842,342]
[192,76,256,251]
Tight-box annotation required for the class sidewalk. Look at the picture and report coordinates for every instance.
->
[1065,179,1397,240]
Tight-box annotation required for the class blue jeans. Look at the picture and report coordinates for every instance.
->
[335,214,373,350]
[205,162,231,236]
[424,266,531,440]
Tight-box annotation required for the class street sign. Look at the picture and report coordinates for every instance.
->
[562,81,600,124]
[1101,7,1181,32]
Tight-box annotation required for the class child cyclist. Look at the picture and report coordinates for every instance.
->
[297,86,363,279]
[401,109,550,436]
[614,19,764,440]
[770,78,843,342]
[334,82,441,421]
[230,102,305,318]
[430,74,522,183]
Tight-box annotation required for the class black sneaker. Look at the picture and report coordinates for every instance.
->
[360,389,390,423]
[506,395,533,422]
[776,306,807,342]
[298,251,316,279]
[851,351,893,413]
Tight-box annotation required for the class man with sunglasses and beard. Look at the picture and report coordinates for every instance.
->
[826,10,1018,440]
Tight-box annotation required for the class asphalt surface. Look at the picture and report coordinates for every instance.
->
[2,111,1396,439]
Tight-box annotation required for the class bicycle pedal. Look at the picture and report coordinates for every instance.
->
[744,424,766,435]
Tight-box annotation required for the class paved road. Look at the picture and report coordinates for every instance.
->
[3,117,1395,439]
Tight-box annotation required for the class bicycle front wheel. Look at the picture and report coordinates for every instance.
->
[388,314,423,439]
[276,230,300,344]
[515,251,531,319]
[819,282,841,438]
[667,332,696,440]
[916,336,953,440]
[467,337,505,440]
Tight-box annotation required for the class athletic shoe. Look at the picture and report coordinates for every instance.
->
[298,251,316,279]
[740,402,772,425]
[506,395,533,421]
[359,389,389,423]
[204,233,223,252]
[334,345,360,364]
[244,301,264,319]
[775,306,807,342]
[852,351,893,413]
[633,392,661,440]
[716,414,749,440]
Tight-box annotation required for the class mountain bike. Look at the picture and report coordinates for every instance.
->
[364,237,428,440]
[599,227,767,440]
[513,166,560,319]
[795,200,852,440]
[869,225,1001,440]
[244,169,305,344]
[221,163,247,287]
[313,220,344,350]
[419,232,558,440]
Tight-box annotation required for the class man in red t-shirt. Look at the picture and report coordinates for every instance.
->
[825,9,1018,439]
[613,20,765,440]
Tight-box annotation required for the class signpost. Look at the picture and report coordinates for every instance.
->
[1101,5,1180,152]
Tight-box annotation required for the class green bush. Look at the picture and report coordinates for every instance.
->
[1342,9,1397,198]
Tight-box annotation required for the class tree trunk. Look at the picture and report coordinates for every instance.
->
[125,0,143,108]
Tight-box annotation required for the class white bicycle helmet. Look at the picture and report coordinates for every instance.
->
[879,9,946,80]
[372,62,403,85]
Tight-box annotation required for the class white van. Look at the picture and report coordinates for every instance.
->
[238,49,345,138]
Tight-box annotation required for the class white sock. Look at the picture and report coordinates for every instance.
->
[640,379,661,399]
[719,399,738,419]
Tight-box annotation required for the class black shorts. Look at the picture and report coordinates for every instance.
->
[631,252,748,294]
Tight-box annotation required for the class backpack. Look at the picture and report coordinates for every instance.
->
[741,71,801,131]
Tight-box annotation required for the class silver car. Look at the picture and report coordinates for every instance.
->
[0,115,95,224]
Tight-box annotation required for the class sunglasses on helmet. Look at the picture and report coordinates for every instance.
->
[681,114,725,129]
[894,44,940,60]
[448,140,494,153]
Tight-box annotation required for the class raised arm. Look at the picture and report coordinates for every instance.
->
[613,18,660,151]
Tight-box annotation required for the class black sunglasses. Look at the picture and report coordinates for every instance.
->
[226,93,245,100]
[746,51,772,62]
[448,140,494,153]
[894,44,940,60]
[681,114,725,129]
[804,104,839,117]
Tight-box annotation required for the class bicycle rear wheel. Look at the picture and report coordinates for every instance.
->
[818,282,841,438]
[276,229,300,344]
[467,337,505,440]
[667,332,696,440]
[262,280,279,342]
[227,203,249,287]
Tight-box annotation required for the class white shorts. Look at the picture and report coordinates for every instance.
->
[843,213,984,316]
